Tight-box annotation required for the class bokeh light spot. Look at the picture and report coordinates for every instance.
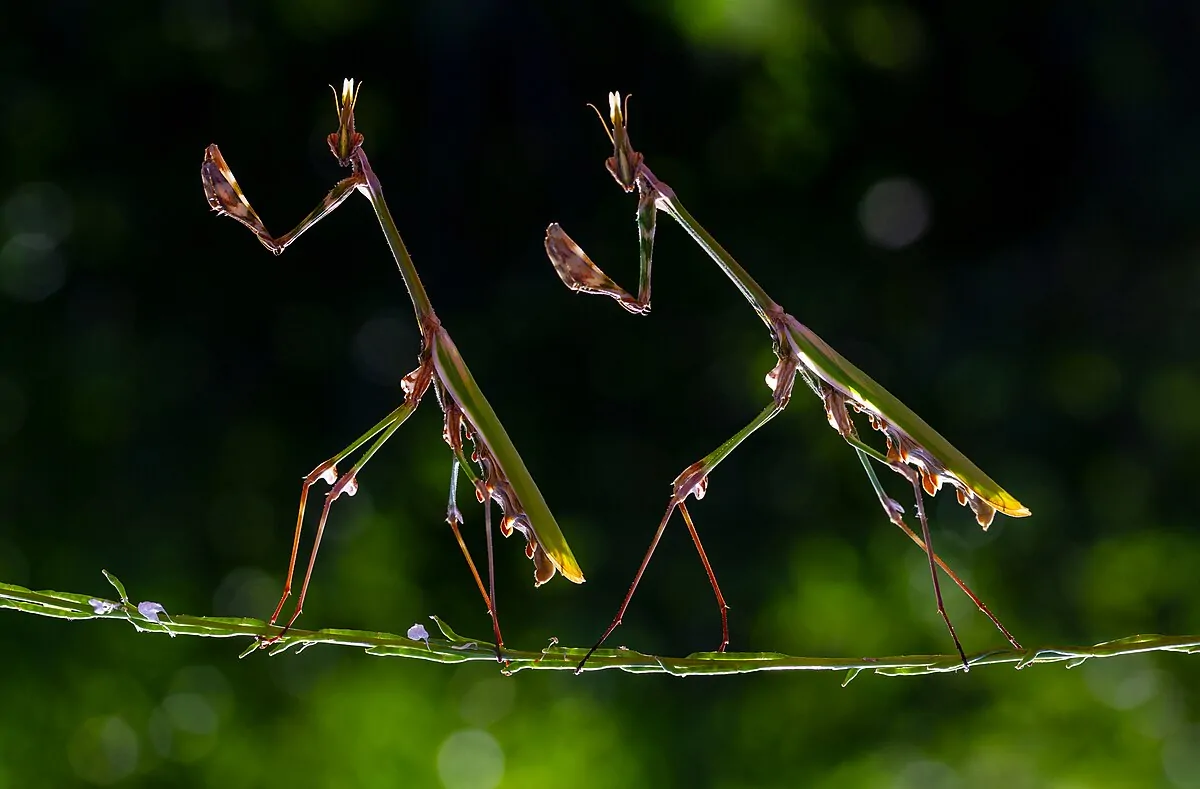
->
[147,707,173,758]
[353,310,414,386]
[460,678,515,728]
[163,693,218,735]
[858,177,931,249]
[0,234,66,302]
[68,716,139,785]
[437,729,504,789]
[1084,657,1161,710]
[669,0,803,51]
[894,759,959,789]
[212,566,279,618]
[850,5,925,70]
[153,692,218,763]
[4,181,73,244]
[1163,726,1200,788]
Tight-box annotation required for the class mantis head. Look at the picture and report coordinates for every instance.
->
[589,92,643,193]
[327,78,364,167]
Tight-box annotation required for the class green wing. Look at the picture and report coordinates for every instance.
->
[786,318,1029,519]
[430,327,585,584]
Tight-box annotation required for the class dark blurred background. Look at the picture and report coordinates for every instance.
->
[4,0,1200,786]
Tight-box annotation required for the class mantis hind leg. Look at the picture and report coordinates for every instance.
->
[679,502,729,652]
[265,365,432,643]
[577,330,800,672]
[577,396,791,673]
[445,457,505,661]
[902,462,969,670]
[844,433,1021,659]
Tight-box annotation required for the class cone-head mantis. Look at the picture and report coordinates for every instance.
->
[547,92,1029,672]
[201,79,583,658]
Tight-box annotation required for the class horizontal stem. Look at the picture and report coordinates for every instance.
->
[3,580,1198,678]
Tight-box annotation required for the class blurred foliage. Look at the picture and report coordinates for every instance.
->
[4,0,1200,787]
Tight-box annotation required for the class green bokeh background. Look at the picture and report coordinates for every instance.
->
[4,1,1200,786]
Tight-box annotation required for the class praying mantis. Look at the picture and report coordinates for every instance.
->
[546,93,1031,672]
[200,79,584,656]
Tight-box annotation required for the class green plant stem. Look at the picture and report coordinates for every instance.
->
[4,579,1198,680]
